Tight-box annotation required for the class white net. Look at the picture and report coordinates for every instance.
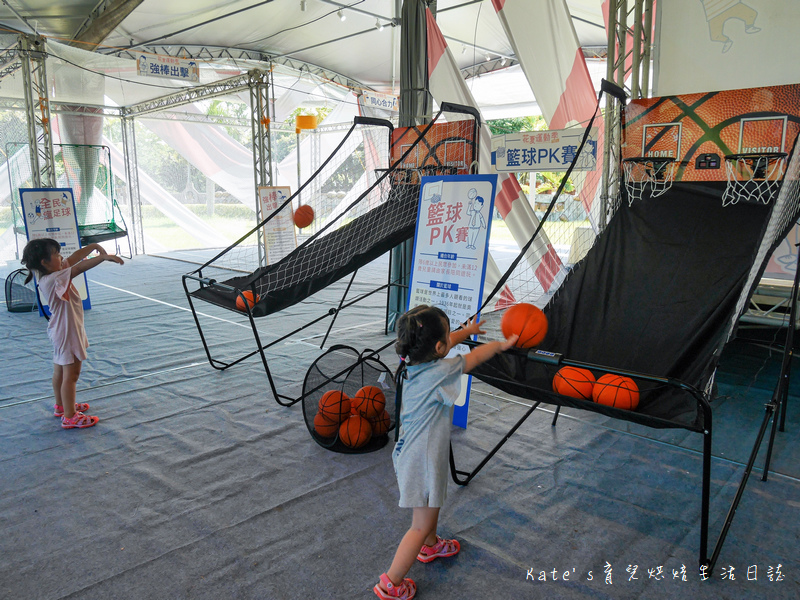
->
[0,110,32,262]
[722,153,788,207]
[187,120,391,278]
[728,142,800,339]
[0,35,360,263]
[187,106,480,314]
[474,101,614,340]
[623,157,676,204]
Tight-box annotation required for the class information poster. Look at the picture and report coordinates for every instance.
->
[20,188,91,312]
[258,186,297,265]
[492,127,598,172]
[407,174,497,429]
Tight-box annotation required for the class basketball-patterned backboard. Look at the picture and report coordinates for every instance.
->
[642,122,682,160]
[738,116,787,154]
[623,83,800,182]
[391,120,477,179]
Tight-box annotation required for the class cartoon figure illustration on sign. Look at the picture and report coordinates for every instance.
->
[699,0,760,53]
[466,190,486,250]
[27,198,42,225]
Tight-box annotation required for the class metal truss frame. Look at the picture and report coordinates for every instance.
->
[19,34,55,188]
[104,44,368,93]
[601,0,654,227]
[249,68,272,268]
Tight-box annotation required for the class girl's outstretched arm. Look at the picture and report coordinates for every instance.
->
[463,335,518,374]
[66,243,107,265]
[70,253,124,278]
[449,317,485,347]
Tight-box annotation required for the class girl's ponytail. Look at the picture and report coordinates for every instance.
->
[394,305,448,376]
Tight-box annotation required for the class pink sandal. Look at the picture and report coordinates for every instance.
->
[54,403,90,417]
[417,535,460,563]
[61,411,99,429]
[373,573,416,600]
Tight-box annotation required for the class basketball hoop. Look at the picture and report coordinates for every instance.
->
[722,152,787,206]
[623,157,676,204]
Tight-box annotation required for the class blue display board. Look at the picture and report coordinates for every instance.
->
[406,174,497,429]
[20,187,91,313]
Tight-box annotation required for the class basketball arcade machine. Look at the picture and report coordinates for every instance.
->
[182,103,479,408]
[451,82,800,572]
[623,87,800,569]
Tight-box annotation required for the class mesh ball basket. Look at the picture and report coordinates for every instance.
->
[5,269,38,313]
[302,344,396,454]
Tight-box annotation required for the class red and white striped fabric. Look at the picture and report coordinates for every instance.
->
[492,0,604,229]
[426,8,561,299]
[492,0,597,129]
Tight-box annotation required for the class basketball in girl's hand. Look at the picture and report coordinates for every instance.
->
[339,414,373,449]
[552,366,595,400]
[318,390,351,422]
[592,374,640,410]
[313,411,339,437]
[369,409,391,436]
[235,290,259,311]
[352,385,386,419]
[501,303,548,348]
[293,204,315,229]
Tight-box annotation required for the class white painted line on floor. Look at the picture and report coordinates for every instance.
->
[0,361,207,409]
[89,279,251,329]
[290,319,386,343]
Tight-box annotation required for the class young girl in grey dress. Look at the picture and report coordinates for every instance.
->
[373,305,517,599]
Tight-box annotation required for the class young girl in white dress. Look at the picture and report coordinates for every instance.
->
[22,238,124,429]
[373,305,517,599]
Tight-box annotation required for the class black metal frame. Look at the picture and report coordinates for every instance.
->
[449,288,796,572]
[182,271,404,406]
[182,103,481,407]
[448,348,713,566]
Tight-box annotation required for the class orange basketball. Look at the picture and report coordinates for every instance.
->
[339,414,372,449]
[592,374,640,410]
[313,411,339,437]
[552,366,595,400]
[501,303,548,348]
[352,385,386,419]
[318,390,351,423]
[293,204,314,229]
[369,409,391,436]
[235,290,259,311]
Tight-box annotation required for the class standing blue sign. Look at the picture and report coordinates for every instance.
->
[407,174,497,429]
[20,187,91,313]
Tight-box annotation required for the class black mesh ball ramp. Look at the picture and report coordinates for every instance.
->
[301,345,396,454]
[182,103,479,407]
